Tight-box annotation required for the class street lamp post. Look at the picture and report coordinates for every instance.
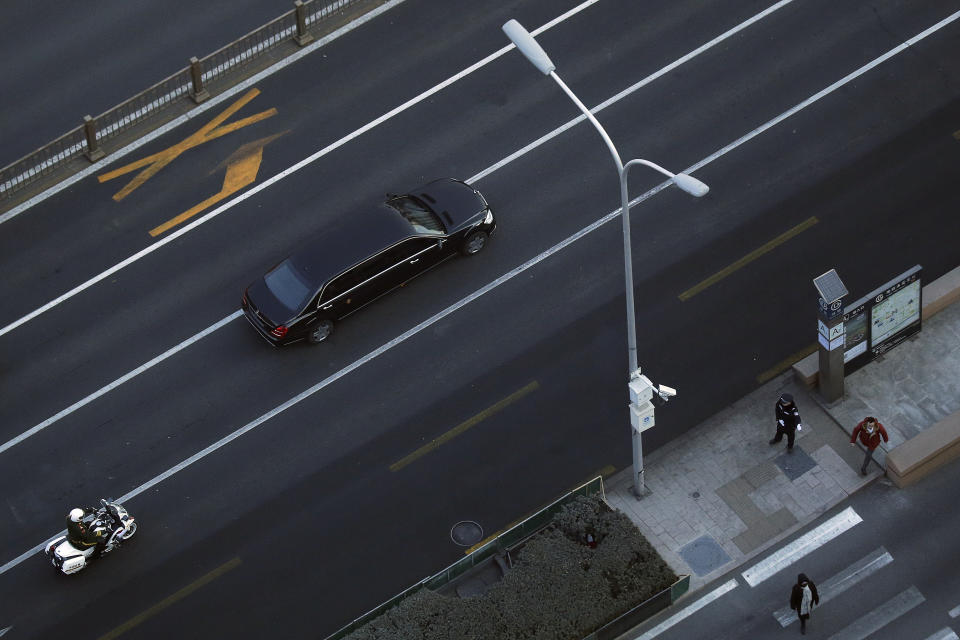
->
[502,19,709,496]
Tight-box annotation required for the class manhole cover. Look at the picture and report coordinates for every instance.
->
[450,521,483,546]
[679,535,731,576]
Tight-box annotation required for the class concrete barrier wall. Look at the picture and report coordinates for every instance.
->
[885,411,960,488]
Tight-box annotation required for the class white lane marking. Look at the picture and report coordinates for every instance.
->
[1,539,52,577]
[0,184,659,576]
[950,604,960,618]
[0,0,411,226]
[0,0,603,339]
[632,579,738,639]
[774,546,893,626]
[742,507,862,587]
[0,311,241,457]
[4,5,959,455]
[0,626,11,637]
[827,585,925,640]
[469,0,797,183]
[685,8,960,177]
[926,629,960,640]
[0,0,797,452]
[4,8,960,576]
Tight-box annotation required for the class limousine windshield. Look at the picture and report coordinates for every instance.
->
[386,196,445,235]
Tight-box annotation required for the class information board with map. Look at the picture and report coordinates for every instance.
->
[841,265,922,372]
[871,279,921,347]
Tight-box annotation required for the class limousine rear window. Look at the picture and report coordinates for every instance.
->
[264,259,313,312]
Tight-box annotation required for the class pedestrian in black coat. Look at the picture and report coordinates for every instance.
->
[770,393,802,451]
[790,573,820,634]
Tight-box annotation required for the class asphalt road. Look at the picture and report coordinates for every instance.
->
[1,0,959,637]
[639,457,960,639]
[0,0,296,166]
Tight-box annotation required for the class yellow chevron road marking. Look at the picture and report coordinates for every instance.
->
[97,88,276,202]
[148,132,285,236]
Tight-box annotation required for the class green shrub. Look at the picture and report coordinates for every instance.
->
[342,494,676,640]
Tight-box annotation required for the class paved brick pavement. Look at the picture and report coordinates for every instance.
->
[604,298,960,600]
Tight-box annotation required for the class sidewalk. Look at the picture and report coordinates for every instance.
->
[604,296,960,606]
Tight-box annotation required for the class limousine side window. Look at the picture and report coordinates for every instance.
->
[320,245,411,303]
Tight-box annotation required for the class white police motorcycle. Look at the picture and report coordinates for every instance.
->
[45,499,137,575]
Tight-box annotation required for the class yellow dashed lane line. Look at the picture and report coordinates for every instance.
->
[97,557,241,640]
[390,381,540,472]
[679,216,819,301]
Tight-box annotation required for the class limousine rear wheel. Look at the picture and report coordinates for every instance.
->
[308,319,334,344]
[460,231,488,256]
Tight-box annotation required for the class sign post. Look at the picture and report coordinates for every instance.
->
[813,269,849,403]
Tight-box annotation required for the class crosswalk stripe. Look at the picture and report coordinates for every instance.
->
[773,546,893,626]
[950,603,960,618]
[827,585,925,640]
[742,506,862,587]
[631,579,738,640]
[924,628,959,640]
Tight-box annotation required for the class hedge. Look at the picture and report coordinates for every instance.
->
[342,494,677,640]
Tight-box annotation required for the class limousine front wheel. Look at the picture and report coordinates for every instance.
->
[460,230,488,256]
[308,319,335,344]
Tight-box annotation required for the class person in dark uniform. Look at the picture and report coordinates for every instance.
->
[769,393,802,452]
[66,507,105,554]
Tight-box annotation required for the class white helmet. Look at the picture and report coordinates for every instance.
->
[69,508,85,522]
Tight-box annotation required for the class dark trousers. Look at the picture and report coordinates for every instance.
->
[798,612,809,633]
[860,447,876,473]
[771,425,796,448]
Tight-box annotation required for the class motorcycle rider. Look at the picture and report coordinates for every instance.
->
[66,507,106,555]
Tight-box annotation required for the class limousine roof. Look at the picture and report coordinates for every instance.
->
[287,203,417,285]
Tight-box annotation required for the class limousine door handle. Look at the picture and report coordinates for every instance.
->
[408,258,420,264]
[321,304,333,310]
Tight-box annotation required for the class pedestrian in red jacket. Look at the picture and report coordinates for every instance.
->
[850,416,888,476]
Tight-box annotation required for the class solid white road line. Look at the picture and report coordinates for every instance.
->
[685,8,960,178]
[742,507,862,587]
[774,546,893,626]
[0,311,242,457]
[0,0,412,227]
[632,579,738,640]
[469,0,798,184]
[5,5,959,455]
[0,0,604,339]
[827,585,925,640]
[0,0,799,453]
[4,6,960,577]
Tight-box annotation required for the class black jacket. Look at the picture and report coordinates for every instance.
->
[790,573,820,611]
[776,400,801,431]
[66,509,102,547]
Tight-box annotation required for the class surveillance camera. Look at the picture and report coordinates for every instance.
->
[657,384,677,399]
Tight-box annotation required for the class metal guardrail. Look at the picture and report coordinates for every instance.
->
[323,477,606,640]
[583,574,690,640]
[0,0,365,203]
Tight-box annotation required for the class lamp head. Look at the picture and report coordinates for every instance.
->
[672,173,709,197]
[502,19,556,75]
